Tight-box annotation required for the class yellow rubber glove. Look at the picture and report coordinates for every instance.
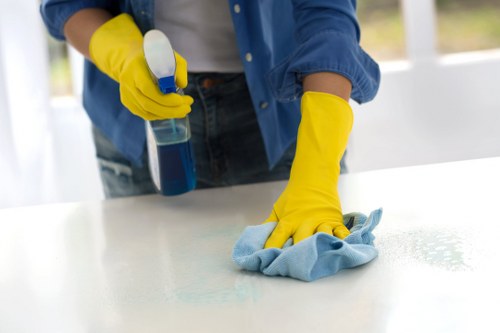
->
[89,14,193,120]
[264,91,353,248]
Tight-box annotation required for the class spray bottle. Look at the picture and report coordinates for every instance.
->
[143,30,196,196]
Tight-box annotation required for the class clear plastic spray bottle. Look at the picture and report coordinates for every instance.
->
[143,30,196,196]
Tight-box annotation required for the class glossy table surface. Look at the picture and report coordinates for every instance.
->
[1,157,499,332]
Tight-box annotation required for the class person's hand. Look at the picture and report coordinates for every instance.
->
[264,92,353,248]
[89,14,193,120]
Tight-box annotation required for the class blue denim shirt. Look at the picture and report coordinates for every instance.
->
[40,0,380,167]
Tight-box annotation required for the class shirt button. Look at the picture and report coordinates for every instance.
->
[245,53,253,62]
[234,4,241,13]
[259,101,269,109]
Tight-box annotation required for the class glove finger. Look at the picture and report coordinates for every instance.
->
[139,94,191,118]
[132,68,190,107]
[333,224,350,239]
[263,208,279,223]
[140,90,194,108]
[151,104,191,119]
[123,85,191,119]
[293,223,317,245]
[144,89,193,109]
[140,84,188,107]
[316,223,334,236]
[120,91,160,120]
[264,223,292,249]
[174,52,188,89]
[181,95,194,105]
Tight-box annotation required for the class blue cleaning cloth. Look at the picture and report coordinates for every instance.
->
[232,209,383,282]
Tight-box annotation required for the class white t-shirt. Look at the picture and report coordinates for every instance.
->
[155,0,244,72]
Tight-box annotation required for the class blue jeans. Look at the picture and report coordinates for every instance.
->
[93,73,296,198]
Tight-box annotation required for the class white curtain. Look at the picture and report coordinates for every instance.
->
[0,0,51,207]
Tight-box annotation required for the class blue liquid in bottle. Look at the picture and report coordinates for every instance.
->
[146,118,196,196]
[143,29,196,196]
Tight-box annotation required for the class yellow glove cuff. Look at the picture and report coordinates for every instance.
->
[89,13,143,82]
[300,91,353,140]
[292,91,353,184]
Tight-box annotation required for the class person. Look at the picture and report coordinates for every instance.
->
[40,0,380,248]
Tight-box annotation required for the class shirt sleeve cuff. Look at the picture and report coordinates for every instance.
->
[266,30,381,104]
[40,0,110,41]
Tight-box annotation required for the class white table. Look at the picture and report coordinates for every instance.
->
[1,157,499,332]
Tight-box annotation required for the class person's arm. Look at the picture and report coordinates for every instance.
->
[302,72,352,102]
[262,1,369,248]
[60,12,193,120]
[267,0,379,105]
[263,43,355,250]
[63,8,112,59]
[263,77,354,247]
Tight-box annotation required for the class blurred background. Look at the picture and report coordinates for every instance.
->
[1,0,499,208]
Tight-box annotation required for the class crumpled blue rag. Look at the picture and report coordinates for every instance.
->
[232,209,383,282]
